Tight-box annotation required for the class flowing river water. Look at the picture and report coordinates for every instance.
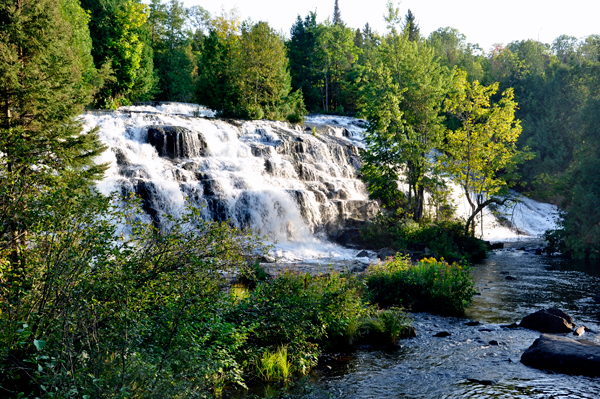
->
[276,242,600,399]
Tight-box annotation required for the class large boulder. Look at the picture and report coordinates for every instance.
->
[519,308,575,333]
[521,334,600,376]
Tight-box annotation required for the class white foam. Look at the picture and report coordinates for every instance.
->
[87,104,558,263]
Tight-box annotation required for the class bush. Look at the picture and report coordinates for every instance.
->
[228,271,369,375]
[365,255,476,314]
[0,189,265,398]
[359,307,412,346]
[360,215,488,261]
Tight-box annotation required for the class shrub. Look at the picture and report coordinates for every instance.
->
[365,255,476,314]
[229,271,369,375]
[360,215,488,261]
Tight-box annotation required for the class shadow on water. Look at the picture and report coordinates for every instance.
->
[231,241,600,398]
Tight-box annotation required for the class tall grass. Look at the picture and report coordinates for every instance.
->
[256,346,290,382]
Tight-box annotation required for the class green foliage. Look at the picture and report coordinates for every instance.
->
[365,255,476,314]
[149,0,197,102]
[229,271,369,373]
[360,215,487,262]
[82,0,156,107]
[287,12,360,113]
[0,185,266,398]
[359,9,451,220]
[197,21,306,122]
[359,307,412,346]
[443,69,531,234]
[427,27,485,82]
[0,0,107,269]
[256,347,291,382]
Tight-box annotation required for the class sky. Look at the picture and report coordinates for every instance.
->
[180,0,600,53]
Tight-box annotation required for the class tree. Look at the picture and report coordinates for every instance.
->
[333,0,343,26]
[404,9,420,42]
[81,0,156,107]
[0,0,107,264]
[234,21,305,120]
[197,20,306,121]
[360,3,450,221]
[149,0,196,101]
[288,12,322,111]
[443,70,529,235]
[427,27,485,82]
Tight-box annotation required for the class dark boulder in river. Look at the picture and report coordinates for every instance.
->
[521,334,600,376]
[519,308,575,333]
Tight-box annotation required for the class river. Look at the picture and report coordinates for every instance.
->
[89,104,599,397]
[237,241,600,398]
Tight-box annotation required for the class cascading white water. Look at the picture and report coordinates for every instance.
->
[84,103,558,263]
[83,103,377,262]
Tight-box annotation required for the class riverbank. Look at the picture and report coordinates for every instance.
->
[230,241,600,398]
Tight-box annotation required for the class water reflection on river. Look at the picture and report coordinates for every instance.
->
[257,242,600,398]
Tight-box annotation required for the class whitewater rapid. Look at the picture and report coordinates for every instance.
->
[84,103,558,263]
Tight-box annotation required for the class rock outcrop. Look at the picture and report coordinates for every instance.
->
[521,334,600,376]
[519,308,575,333]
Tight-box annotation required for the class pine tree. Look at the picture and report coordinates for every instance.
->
[0,0,107,262]
[404,9,420,41]
[333,0,343,26]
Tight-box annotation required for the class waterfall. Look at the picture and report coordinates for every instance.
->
[84,103,559,263]
[83,104,377,262]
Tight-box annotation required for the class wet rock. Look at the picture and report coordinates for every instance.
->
[479,328,493,332]
[501,323,520,329]
[489,340,501,346]
[467,378,497,386]
[521,334,600,376]
[356,250,369,258]
[434,331,451,338]
[487,242,504,250]
[465,321,481,326]
[114,148,131,166]
[573,326,586,336]
[256,255,276,263]
[505,275,517,280]
[519,308,575,333]
[147,125,208,158]
[377,248,397,260]
[402,326,418,338]
[351,264,367,273]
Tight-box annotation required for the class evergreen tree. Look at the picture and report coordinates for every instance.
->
[0,0,107,263]
[333,0,343,26]
[404,9,420,42]
[288,12,322,111]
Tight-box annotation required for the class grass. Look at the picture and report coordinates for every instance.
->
[256,346,291,382]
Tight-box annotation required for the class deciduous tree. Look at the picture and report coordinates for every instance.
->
[443,70,529,235]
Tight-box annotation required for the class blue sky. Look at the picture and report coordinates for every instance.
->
[181,0,600,53]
